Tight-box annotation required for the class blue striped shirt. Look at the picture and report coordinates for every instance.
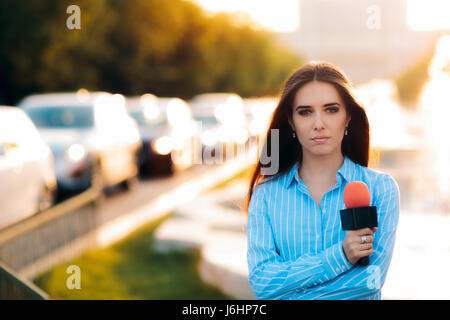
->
[247,155,400,300]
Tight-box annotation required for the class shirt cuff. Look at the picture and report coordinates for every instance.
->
[320,241,353,279]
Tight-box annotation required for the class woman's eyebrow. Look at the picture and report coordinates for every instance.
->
[295,102,340,110]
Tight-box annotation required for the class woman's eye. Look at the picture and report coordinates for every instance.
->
[298,110,311,115]
[327,107,339,113]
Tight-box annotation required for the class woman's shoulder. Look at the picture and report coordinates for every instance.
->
[253,175,277,193]
[346,158,399,196]
[364,166,398,186]
[251,173,285,199]
[354,164,400,202]
[348,158,396,184]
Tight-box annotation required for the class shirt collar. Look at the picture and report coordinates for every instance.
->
[284,155,354,188]
[337,155,353,183]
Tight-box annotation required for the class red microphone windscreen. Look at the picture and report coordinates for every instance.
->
[343,181,371,208]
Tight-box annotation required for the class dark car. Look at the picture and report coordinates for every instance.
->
[189,93,249,161]
[126,94,198,176]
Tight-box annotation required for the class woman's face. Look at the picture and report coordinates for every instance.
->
[289,81,351,157]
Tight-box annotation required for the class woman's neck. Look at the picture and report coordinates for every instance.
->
[299,152,345,184]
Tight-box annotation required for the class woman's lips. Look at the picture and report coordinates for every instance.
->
[312,137,330,143]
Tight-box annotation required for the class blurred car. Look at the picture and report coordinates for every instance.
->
[0,106,57,229]
[189,93,249,160]
[126,94,198,176]
[243,97,277,139]
[18,91,141,198]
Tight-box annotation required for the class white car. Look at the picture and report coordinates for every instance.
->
[0,106,57,229]
[243,97,277,138]
[19,91,142,197]
[189,93,249,160]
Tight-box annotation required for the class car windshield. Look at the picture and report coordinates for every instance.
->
[24,106,94,129]
[130,111,167,127]
[193,115,218,125]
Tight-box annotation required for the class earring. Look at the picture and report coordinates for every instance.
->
[345,127,348,136]
[292,132,296,138]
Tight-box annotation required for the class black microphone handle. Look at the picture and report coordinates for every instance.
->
[357,256,369,266]
[340,206,377,267]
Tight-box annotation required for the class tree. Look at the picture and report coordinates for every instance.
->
[0,0,303,104]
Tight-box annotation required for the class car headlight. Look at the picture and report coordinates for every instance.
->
[233,128,249,144]
[249,119,266,136]
[218,126,233,143]
[152,136,173,155]
[201,130,218,146]
[64,144,87,162]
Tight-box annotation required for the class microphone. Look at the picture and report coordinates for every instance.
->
[340,181,378,266]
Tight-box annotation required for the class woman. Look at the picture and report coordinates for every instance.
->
[244,61,400,300]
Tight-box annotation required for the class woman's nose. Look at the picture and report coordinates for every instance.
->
[313,114,325,130]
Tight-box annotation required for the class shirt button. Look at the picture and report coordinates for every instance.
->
[341,265,346,269]
[322,208,326,213]
[336,267,340,272]
[316,234,320,239]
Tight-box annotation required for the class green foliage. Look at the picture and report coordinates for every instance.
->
[394,50,435,107]
[33,216,232,299]
[0,0,303,104]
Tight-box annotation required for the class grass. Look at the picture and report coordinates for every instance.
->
[207,165,253,192]
[32,215,233,300]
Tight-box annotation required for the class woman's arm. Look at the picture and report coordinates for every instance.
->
[247,184,353,300]
[297,173,400,299]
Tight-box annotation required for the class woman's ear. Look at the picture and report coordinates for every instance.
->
[288,118,295,132]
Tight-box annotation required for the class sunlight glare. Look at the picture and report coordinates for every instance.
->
[407,0,450,31]
[190,0,300,32]
[419,35,450,199]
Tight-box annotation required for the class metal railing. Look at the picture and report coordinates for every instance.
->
[0,261,50,300]
[0,151,255,299]
[0,188,99,299]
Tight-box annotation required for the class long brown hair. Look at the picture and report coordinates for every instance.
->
[242,61,371,214]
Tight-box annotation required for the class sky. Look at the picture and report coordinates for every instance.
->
[190,0,450,33]
[407,0,450,31]
[190,0,300,32]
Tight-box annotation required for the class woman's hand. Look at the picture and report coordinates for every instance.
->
[342,227,378,265]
